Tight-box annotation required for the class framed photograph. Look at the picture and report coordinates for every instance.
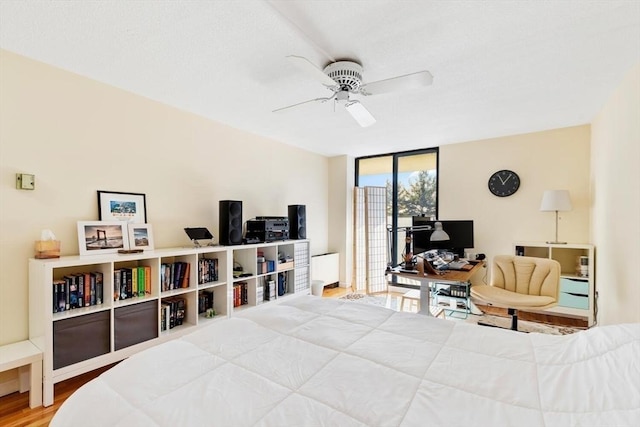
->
[77,221,129,256]
[128,223,154,251]
[97,190,147,223]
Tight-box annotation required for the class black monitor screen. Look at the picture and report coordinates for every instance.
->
[411,218,474,257]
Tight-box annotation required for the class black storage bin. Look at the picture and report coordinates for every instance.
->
[115,300,158,351]
[53,310,110,370]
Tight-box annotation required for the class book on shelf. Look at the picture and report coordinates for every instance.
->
[83,272,91,307]
[76,274,84,308]
[175,298,185,325]
[131,268,138,297]
[144,266,151,295]
[121,268,132,299]
[94,271,103,304]
[136,266,145,297]
[89,272,96,305]
[52,279,65,313]
[113,269,121,301]
[278,272,287,296]
[64,276,77,309]
[181,262,190,288]
[160,302,170,331]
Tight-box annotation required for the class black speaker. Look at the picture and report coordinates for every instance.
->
[219,200,243,245]
[288,204,306,239]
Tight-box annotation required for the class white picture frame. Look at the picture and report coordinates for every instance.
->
[77,221,129,256]
[128,223,154,251]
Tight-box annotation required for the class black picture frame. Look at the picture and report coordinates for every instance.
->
[97,190,147,223]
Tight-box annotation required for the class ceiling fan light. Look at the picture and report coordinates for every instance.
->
[345,101,376,127]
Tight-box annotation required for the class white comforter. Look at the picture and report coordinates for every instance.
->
[51,295,639,427]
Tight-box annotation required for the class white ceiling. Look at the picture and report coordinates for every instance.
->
[1,1,639,158]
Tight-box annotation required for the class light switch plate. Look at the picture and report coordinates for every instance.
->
[16,173,35,190]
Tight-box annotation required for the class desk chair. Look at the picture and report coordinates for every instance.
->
[470,255,560,331]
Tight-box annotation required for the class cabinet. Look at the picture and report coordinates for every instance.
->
[229,241,310,311]
[29,240,310,406]
[514,242,595,326]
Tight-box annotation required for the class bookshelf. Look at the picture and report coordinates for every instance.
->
[28,239,310,406]
[514,242,595,326]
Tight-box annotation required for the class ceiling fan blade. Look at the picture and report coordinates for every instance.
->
[273,96,333,113]
[358,70,433,96]
[287,55,338,89]
[345,100,376,127]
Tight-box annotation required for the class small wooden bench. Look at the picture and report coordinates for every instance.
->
[0,340,43,408]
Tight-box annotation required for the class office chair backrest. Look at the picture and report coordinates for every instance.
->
[491,255,560,298]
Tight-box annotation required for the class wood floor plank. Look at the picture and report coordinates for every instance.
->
[0,364,114,426]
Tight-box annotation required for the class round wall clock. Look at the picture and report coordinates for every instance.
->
[488,169,520,197]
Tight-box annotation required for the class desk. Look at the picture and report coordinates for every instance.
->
[387,261,483,317]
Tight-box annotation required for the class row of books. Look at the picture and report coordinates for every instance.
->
[114,266,151,301]
[233,282,248,307]
[257,259,277,275]
[198,258,219,285]
[198,289,214,314]
[52,272,104,313]
[160,297,186,331]
[257,277,276,305]
[161,262,190,291]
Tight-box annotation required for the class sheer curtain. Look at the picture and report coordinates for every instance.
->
[353,186,388,294]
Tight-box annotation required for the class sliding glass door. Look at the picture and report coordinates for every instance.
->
[356,149,438,267]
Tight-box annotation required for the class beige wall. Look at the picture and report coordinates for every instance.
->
[439,125,591,271]
[591,63,640,325]
[327,155,354,288]
[0,50,330,346]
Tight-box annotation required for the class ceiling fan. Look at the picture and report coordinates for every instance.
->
[274,55,434,127]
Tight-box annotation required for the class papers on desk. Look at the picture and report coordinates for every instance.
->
[447,260,469,270]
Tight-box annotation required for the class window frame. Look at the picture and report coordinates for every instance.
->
[355,147,440,267]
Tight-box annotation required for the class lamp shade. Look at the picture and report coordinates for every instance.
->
[540,190,572,212]
[430,221,450,242]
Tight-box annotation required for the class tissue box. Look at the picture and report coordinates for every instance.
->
[35,240,61,259]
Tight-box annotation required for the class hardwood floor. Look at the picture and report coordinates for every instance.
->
[0,364,114,426]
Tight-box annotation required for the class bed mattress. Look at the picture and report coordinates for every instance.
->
[51,295,640,426]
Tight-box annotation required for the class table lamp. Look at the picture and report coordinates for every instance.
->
[540,190,572,244]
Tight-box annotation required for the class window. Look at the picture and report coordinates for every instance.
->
[356,148,439,267]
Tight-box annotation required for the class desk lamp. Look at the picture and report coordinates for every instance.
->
[540,190,572,244]
[401,221,450,270]
[430,221,450,242]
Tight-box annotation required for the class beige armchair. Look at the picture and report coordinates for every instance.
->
[470,255,561,331]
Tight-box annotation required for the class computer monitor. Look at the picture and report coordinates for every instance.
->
[411,218,474,258]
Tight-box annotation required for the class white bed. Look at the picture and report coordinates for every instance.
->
[51,295,639,427]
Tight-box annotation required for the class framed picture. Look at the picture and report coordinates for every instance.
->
[97,190,147,223]
[77,221,129,256]
[128,223,154,251]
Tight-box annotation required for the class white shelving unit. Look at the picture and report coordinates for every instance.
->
[29,240,310,406]
[514,242,595,327]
